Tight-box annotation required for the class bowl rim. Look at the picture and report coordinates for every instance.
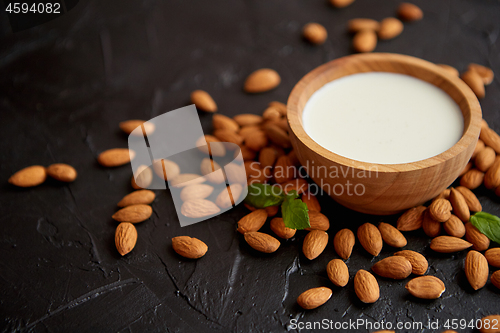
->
[287,53,482,173]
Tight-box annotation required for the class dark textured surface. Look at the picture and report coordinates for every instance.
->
[1,0,500,332]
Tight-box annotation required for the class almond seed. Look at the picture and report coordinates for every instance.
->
[181,199,220,218]
[443,214,466,238]
[152,159,180,181]
[9,165,47,187]
[372,256,412,280]
[394,250,428,275]
[259,147,277,169]
[455,186,482,212]
[476,146,496,172]
[472,139,486,158]
[330,0,355,8]
[270,217,296,239]
[484,157,500,189]
[263,123,291,148]
[297,287,332,310]
[347,18,380,33]
[118,190,156,207]
[357,223,383,256]
[245,130,268,151]
[327,259,349,287]
[377,17,404,40]
[234,114,263,127]
[180,184,214,202]
[112,204,152,223]
[46,163,77,182]
[273,156,295,184]
[465,250,489,290]
[430,236,473,253]
[225,162,247,184]
[213,129,244,146]
[213,114,239,132]
[170,174,206,188]
[479,315,500,333]
[244,232,280,253]
[436,188,451,200]
[449,188,470,222]
[131,165,153,189]
[262,106,281,120]
[98,148,135,167]
[461,168,485,189]
[405,276,445,299]
[302,23,327,45]
[191,90,217,113]
[353,29,377,53]
[306,211,330,231]
[397,205,426,231]
[281,178,308,195]
[354,269,379,303]
[485,248,500,267]
[115,222,137,256]
[461,69,485,99]
[196,135,226,157]
[397,3,423,22]
[200,158,225,184]
[244,69,281,93]
[303,230,328,260]
[468,63,494,85]
[429,198,452,222]
[302,192,321,212]
[237,209,268,234]
[491,270,500,289]
[465,222,490,251]
[172,236,208,259]
[378,222,407,248]
[480,127,500,154]
[334,229,355,260]
[423,209,442,237]
[119,120,155,136]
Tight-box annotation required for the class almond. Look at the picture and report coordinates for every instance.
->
[172,236,208,259]
[262,106,281,120]
[491,270,500,289]
[378,17,404,40]
[270,217,296,239]
[357,223,383,256]
[180,184,214,202]
[181,199,220,218]
[282,178,308,195]
[297,287,332,310]
[455,186,482,212]
[264,205,279,217]
[46,163,77,182]
[239,146,257,161]
[334,229,355,260]
[287,150,300,166]
[213,129,244,146]
[378,222,407,248]
[152,159,180,181]
[239,125,261,138]
[405,276,445,299]
[353,29,377,53]
[245,130,268,152]
[479,315,500,333]
[465,250,489,290]
[196,135,226,157]
[327,259,349,287]
[302,192,321,212]
[170,174,205,188]
[244,69,281,93]
[443,214,466,238]
[213,114,239,132]
[461,168,485,189]
[263,123,291,148]
[429,198,452,222]
[244,232,280,253]
[237,209,268,234]
[449,188,470,222]
[233,114,263,127]
[259,147,277,169]
[8,165,47,187]
[217,183,243,208]
[119,119,155,136]
[485,157,500,189]
[394,250,428,275]
[476,146,496,172]
[131,165,153,189]
[303,230,328,260]
[459,161,473,177]
[98,148,135,167]
[302,23,327,45]
[485,248,500,267]
[397,3,423,21]
[372,256,412,279]
[225,162,247,185]
[330,0,355,8]
[191,90,217,112]
[480,127,500,154]
[354,269,379,303]
[430,236,473,253]
[436,188,451,200]
[437,64,460,77]
[465,222,490,251]
[118,190,156,207]
[461,69,485,99]
[273,156,295,184]
[115,222,137,256]
[472,139,486,158]
[468,63,494,85]
[200,158,225,184]
[268,101,287,116]
[112,204,152,223]
[397,205,426,231]
[423,209,442,237]
[347,18,380,33]
[306,211,330,231]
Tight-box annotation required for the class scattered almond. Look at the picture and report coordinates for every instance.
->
[119,120,155,136]
[423,209,442,237]
[262,106,281,120]
[170,174,206,188]
[297,287,332,310]
[484,158,500,189]
[372,256,412,279]
[244,232,280,253]
[213,129,244,146]
[131,165,153,189]
[196,135,226,157]
[152,159,180,181]
[303,230,328,260]
[449,188,470,222]
[225,162,247,185]
[259,147,278,169]
[485,248,500,267]
[491,270,500,289]
[200,158,225,184]
[378,222,407,248]
[112,204,153,223]
[270,217,296,239]
[269,101,287,116]
[397,205,426,231]
[306,211,330,231]
[118,190,156,207]
[405,276,445,299]
[377,17,404,40]
[245,130,268,151]
[358,223,383,256]
[465,250,489,290]
[9,165,47,187]
[394,250,428,275]
[347,18,380,33]
[429,198,452,222]
[237,209,268,234]
[461,168,485,189]
[115,222,137,256]
[397,3,423,22]
[191,90,217,112]
[353,29,377,53]
[98,148,135,167]
[302,23,327,45]
[181,199,220,218]
[302,192,321,212]
[244,69,281,93]
[468,63,494,85]
[263,123,291,148]
[172,236,208,259]
[443,214,466,238]
[455,186,482,212]
[46,163,77,182]
[461,69,485,99]
[180,184,214,202]
[334,228,355,260]
[354,269,379,303]
[476,146,496,172]
[213,114,239,132]
[430,236,473,253]
[465,222,490,251]
[327,259,349,287]
[330,0,355,8]
[480,127,500,154]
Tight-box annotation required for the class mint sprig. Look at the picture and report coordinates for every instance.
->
[470,211,500,245]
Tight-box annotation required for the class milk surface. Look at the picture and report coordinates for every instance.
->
[302,72,464,164]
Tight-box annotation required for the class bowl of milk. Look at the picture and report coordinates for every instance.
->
[287,53,482,215]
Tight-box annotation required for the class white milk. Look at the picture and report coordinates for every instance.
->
[302,72,464,164]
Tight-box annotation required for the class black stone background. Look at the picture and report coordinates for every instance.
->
[1,0,500,332]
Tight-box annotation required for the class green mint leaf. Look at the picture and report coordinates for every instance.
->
[244,183,285,208]
[282,190,310,230]
[470,211,500,245]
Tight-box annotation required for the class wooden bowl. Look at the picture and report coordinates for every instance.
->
[287,53,482,215]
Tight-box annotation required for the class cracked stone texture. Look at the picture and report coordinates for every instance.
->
[1,0,499,332]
